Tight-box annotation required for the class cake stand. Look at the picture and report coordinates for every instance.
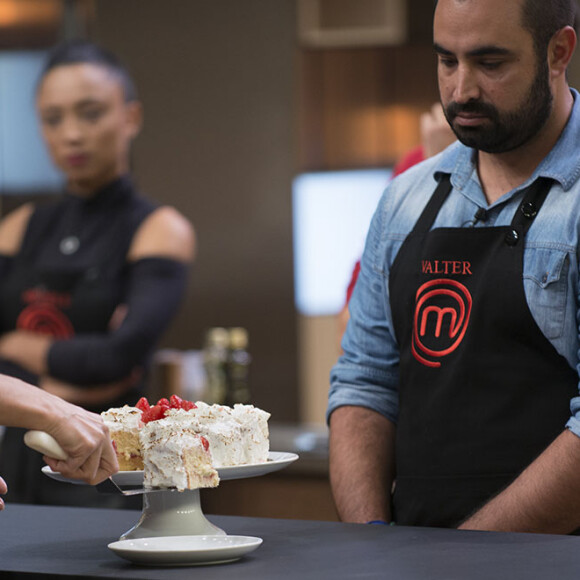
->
[42,451,298,540]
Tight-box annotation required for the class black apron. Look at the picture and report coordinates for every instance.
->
[389,175,578,528]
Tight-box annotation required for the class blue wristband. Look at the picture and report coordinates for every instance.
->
[366,520,389,525]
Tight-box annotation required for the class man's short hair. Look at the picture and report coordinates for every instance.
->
[521,0,577,57]
[433,0,577,56]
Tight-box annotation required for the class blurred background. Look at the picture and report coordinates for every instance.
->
[3,0,579,431]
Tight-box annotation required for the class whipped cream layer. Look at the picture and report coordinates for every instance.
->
[101,405,143,433]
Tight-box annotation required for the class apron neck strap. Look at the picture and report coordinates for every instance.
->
[411,174,553,236]
[510,177,554,234]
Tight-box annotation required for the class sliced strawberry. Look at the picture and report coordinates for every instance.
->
[142,404,168,423]
[181,400,196,411]
[140,408,154,423]
[156,398,170,407]
[200,436,210,452]
[135,397,150,412]
[169,394,183,409]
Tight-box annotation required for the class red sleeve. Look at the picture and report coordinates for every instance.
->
[345,260,361,305]
[392,145,425,178]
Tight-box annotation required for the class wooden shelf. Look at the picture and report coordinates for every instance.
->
[298,45,439,170]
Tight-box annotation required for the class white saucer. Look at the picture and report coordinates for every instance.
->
[108,535,263,566]
[42,451,298,485]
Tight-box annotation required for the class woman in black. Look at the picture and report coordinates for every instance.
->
[0,40,195,506]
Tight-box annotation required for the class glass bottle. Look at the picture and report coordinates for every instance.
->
[225,327,252,405]
[202,327,229,404]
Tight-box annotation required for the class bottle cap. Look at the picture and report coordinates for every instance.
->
[229,327,248,349]
[206,327,230,348]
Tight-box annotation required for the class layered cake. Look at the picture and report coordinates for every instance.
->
[102,395,270,490]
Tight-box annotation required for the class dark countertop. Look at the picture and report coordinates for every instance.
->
[3,503,580,579]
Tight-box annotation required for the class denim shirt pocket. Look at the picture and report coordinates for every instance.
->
[523,247,569,340]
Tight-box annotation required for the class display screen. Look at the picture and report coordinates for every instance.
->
[0,51,63,193]
[292,168,391,316]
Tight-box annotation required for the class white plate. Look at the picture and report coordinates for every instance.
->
[42,451,298,485]
[108,535,263,566]
[217,451,298,481]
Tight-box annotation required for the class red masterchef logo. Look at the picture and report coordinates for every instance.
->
[17,288,75,339]
[412,278,472,368]
[17,303,74,339]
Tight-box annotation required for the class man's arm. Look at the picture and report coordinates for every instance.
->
[459,429,580,534]
[329,405,396,523]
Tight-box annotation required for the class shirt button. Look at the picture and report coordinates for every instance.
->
[505,229,519,246]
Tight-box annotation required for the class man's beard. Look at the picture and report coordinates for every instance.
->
[443,58,553,154]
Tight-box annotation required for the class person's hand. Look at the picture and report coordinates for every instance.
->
[0,476,6,511]
[0,330,52,375]
[42,407,119,485]
[108,304,128,331]
[420,103,456,158]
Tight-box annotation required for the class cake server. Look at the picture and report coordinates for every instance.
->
[94,477,175,496]
[24,430,173,495]
[24,430,69,460]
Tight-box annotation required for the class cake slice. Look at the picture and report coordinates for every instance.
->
[139,417,219,491]
[101,405,144,470]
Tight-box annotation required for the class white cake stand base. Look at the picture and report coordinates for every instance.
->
[121,488,225,540]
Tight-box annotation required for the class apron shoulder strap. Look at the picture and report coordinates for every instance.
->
[411,175,453,235]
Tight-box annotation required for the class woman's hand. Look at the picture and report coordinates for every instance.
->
[0,375,119,493]
[419,103,456,158]
[0,330,52,375]
[42,406,119,485]
[0,476,7,510]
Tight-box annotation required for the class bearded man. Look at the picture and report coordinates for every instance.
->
[328,0,580,534]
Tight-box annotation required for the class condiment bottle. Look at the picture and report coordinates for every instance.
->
[226,327,252,405]
[202,327,229,404]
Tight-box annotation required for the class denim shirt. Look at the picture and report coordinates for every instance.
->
[328,88,580,439]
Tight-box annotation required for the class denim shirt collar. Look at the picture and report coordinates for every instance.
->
[434,88,580,198]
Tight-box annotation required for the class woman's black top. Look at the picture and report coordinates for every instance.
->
[0,175,189,408]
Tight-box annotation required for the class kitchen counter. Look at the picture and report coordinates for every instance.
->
[2,503,580,579]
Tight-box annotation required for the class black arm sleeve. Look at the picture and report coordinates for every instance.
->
[0,255,14,277]
[47,257,189,385]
